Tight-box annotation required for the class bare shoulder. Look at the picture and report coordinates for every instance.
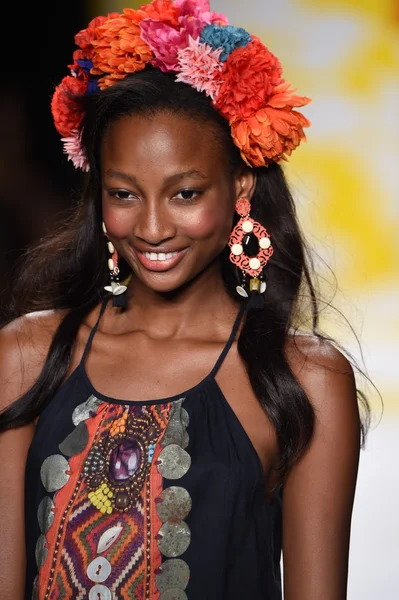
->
[0,309,67,410]
[285,331,358,414]
[285,330,355,374]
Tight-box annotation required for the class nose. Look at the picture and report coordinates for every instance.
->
[134,198,176,246]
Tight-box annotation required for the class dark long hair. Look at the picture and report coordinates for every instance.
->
[0,68,371,474]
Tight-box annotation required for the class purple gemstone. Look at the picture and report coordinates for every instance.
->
[109,439,141,481]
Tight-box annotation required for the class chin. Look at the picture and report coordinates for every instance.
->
[133,269,194,295]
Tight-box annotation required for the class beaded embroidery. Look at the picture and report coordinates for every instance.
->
[35,396,192,599]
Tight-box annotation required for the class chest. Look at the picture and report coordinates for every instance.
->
[72,331,281,492]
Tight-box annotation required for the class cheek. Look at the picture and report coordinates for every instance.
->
[102,204,133,238]
[182,205,233,241]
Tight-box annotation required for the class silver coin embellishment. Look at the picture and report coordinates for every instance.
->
[156,487,192,523]
[159,588,188,600]
[161,420,185,448]
[32,575,39,600]
[157,521,191,558]
[72,395,102,426]
[59,422,89,457]
[161,399,187,448]
[35,534,48,568]
[156,558,190,593]
[37,496,55,534]
[157,445,191,480]
[40,454,70,492]
[181,408,189,429]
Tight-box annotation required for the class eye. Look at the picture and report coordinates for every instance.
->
[108,189,136,201]
[174,189,202,202]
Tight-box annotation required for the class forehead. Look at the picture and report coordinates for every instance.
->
[100,111,229,177]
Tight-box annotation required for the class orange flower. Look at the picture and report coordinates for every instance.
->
[50,75,87,137]
[215,38,283,120]
[138,0,179,25]
[231,103,311,167]
[91,9,153,89]
[74,13,120,54]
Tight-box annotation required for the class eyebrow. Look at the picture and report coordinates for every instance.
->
[105,168,208,186]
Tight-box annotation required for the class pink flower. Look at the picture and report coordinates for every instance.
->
[174,0,228,26]
[176,36,223,99]
[139,0,229,73]
[61,130,89,172]
[139,15,204,72]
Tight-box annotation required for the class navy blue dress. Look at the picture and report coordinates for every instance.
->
[24,300,282,599]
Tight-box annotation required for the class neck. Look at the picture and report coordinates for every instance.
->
[119,262,239,339]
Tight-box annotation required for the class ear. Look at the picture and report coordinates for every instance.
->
[233,168,257,202]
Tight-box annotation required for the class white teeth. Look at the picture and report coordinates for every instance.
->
[143,251,179,261]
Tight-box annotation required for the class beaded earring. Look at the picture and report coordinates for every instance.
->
[228,197,273,308]
[102,222,127,307]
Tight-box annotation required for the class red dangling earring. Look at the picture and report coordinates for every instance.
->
[228,197,273,301]
[102,222,127,306]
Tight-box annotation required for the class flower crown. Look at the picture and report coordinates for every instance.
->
[51,0,311,172]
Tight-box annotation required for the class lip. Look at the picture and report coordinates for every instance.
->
[135,248,188,272]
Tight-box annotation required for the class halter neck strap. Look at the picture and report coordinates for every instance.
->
[80,296,110,365]
[209,301,247,379]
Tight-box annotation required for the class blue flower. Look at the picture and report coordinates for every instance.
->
[77,58,93,74]
[86,78,100,94]
[200,25,252,62]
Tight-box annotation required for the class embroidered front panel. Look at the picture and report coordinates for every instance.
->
[36,399,177,600]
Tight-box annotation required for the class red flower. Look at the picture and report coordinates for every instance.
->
[68,49,86,73]
[214,37,311,166]
[215,38,283,120]
[50,75,88,137]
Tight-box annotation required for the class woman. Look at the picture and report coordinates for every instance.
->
[0,1,370,599]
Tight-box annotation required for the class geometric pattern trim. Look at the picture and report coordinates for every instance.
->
[36,399,174,599]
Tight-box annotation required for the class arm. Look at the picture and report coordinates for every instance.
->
[0,312,63,598]
[0,425,34,598]
[282,338,361,600]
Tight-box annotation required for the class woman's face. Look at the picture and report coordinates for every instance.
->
[101,111,254,293]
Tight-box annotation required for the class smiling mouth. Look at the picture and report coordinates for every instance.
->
[135,249,187,272]
[142,251,179,261]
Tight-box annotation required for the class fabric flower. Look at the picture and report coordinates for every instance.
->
[50,0,312,171]
[214,38,283,119]
[200,24,251,62]
[176,36,223,99]
[61,130,89,172]
[175,0,228,26]
[74,13,120,60]
[231,103,311,167]
[91,9,153,88]
[139,15,204,72]
[139,0,179,25]
[139,0,228,73]
[69,50,99,95]
[75,14,119,49]
[68,14,120,79]
[51,75,88,137]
